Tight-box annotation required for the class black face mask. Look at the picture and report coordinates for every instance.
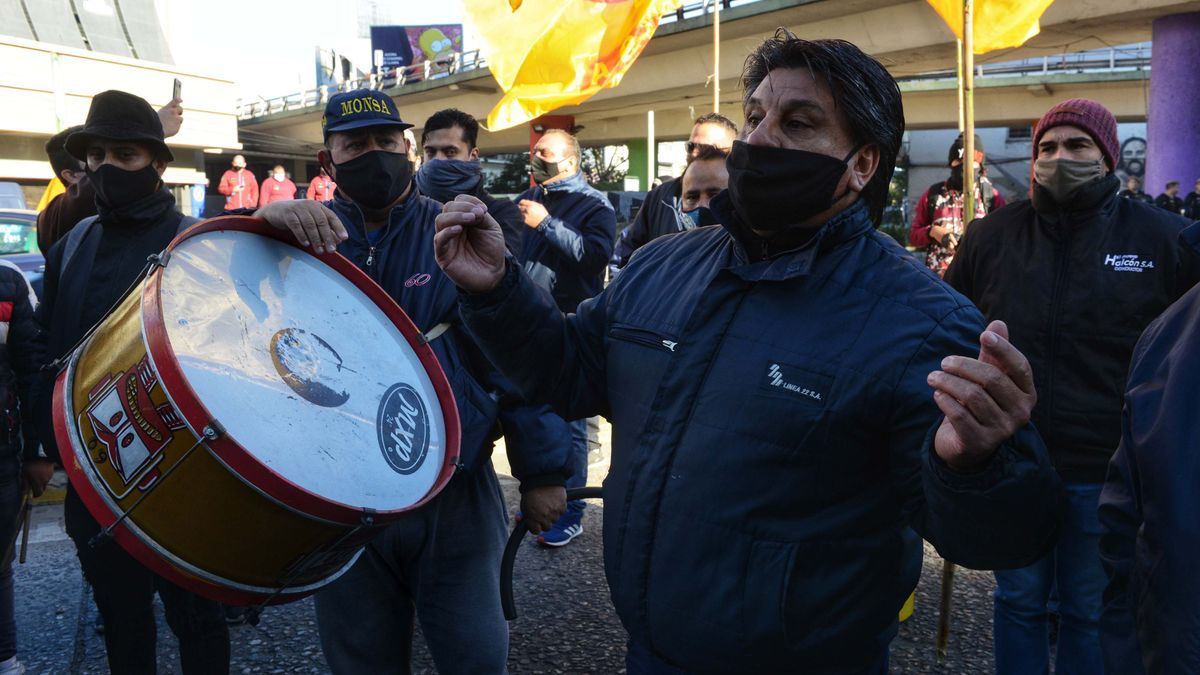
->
[726,140,859,232]
[333,150,412,210]
[530,156,561,185]
[88,164,162,209]
[947,165,964,191]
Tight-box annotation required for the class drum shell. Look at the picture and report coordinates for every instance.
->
[54,278,375,606]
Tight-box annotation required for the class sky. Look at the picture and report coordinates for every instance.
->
[159,0,472,101]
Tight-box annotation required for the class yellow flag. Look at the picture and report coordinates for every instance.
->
[926,0,1056,53]
[461,0,684,130]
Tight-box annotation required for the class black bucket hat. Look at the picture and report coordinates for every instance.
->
[66,90,174,162]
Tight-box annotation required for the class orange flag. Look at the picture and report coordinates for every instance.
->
[461,0,684,130]
[926,0,1056,53]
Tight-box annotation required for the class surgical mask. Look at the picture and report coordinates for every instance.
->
[1033,158,1105,206]
[274,172,285,181]
[332,150,412,210]
[415,158,483,202]
[530,156,561,185]
[725,140,859,231]
[88,164,161,209]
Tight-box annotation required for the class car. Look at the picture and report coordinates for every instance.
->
[0,209,44,298]
[0,183,26,210]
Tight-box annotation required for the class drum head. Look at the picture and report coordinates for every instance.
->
[158,229,447,512]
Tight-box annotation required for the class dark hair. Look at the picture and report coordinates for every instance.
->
[681,145,729,179]
[693,112,738,136]
[1166,180,1180,190]
[422,108,479,150]
[45,125,85,178]
[741,30,905,224]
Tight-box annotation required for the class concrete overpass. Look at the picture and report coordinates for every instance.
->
[238,0,1191,158]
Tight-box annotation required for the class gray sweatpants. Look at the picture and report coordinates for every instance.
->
[315,463,510,674]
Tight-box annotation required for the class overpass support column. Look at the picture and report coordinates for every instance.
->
[626,139,649,192]
[1146,12,1200,197]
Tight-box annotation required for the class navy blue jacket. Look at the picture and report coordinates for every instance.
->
[609,178,681,277]
[517,172,615,312]
[239,190,571,487]
[1099,265,1200,675]
[462,194,1061,673]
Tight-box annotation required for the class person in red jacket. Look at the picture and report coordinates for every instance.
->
[908,134,1005,277]
[306,167,336,201]
[218,154,258,209]
[259,164,296,206]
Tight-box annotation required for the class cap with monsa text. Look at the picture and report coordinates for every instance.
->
[322,89,413,143]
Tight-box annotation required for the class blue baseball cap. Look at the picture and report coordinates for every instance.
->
[322,90,413,143]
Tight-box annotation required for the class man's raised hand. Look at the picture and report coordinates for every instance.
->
[434,195,507,294]
[929,320,1037,471]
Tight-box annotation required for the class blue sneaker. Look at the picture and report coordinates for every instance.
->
[537,510,583,547]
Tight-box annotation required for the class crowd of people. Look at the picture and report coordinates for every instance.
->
[0,25,1195,675]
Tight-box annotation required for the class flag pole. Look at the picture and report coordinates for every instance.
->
[956,38,964,133]
[962,0,976,230]
[712,0,721,112]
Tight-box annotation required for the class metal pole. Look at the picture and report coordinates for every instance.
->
[713,0,721,112]
[647,110,656,191]
[962,0,976,232]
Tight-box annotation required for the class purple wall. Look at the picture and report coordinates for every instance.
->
[1146,13,1200,198]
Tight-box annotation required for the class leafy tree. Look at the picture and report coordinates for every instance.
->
[487,153,531,194]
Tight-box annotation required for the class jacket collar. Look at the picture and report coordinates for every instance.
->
[538,171,589,196]
[96,188,178,231]
[330,184,424,246]
[710,191,874,281]
[1030,173,1120,225]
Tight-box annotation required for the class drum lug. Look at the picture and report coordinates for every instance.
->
[202,421,226,441]
[147,250,172,268]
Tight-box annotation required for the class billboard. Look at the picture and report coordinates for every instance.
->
[370,25,463,73]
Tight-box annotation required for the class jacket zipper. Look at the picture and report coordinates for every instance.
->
[610,325,678,352]
[365,246,376,268]
[1044,218,1073,417]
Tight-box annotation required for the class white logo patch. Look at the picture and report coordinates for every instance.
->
[767,363,823,402]
[1103,254,1155,273]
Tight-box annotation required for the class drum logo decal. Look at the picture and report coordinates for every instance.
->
[270,328,352,408]
[376,384,430,475]
[81,355,186,493]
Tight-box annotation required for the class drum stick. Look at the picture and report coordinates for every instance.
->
[3,487,30,567]
[936,560,956,662]
[18,488,32,564]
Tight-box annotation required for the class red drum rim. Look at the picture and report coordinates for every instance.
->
[53,356,360,606]
[139,216,462,526]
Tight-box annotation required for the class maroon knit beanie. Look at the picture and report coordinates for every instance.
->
[1032,98,1119,170]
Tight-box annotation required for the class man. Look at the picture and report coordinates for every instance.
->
[609,113,737,275]
[0,253,46,675]
[1118,175,1153,203]
[37,97,183,252]
[1183,178,1200,219]
[515,129,616,547]
[218,154,257,209]
[32,90,228,674]
[416,108,524,254]
[1098,234,1200,674]
[251,89,570,673]
[258,164,296,205]
[944,98,1200,675]
[305,167,336,201]
[907,134,1006,277]
[1155,180,1185,215]
[676,145,728,227]
[435,33,1060,673]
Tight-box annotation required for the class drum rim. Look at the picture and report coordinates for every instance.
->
[53,346,366,606]
[145,216,462,525]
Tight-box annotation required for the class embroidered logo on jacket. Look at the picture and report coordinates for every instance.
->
[1103,254,1155,272]
[766,363,825,402]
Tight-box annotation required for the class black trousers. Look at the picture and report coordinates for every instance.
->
[65,489,230,675]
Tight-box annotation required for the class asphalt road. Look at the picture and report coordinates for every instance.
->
[14,426,1003,673]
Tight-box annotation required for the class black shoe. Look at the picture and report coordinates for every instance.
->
[224,606,248,626]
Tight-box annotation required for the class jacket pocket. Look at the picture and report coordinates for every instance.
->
[609,324,679,353]
[447,364,500,470]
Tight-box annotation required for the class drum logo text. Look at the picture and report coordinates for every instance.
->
[376,384,430,475]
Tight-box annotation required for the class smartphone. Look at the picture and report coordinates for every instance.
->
[172,78,182,101]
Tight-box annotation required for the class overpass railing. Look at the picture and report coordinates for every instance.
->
[236,0,759,120]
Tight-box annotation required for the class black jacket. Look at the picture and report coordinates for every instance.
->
[1098,264,1200,674]
[1183,191,1200,220]
[0,262,41,460]
[1154,193,1185,215]
[463,196,1060,673]
[946,176,1200,482]
[609,178,681,276]
[33,190,187,463]
[1118,189,1153,204]
[476,184,524,256]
